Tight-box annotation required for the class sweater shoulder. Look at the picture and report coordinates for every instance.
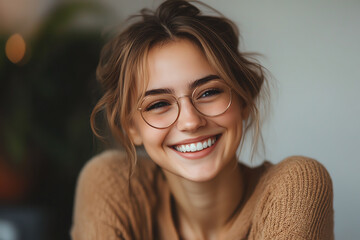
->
[78,150,129,183]
[71,150,158,240]
[266,156,332,186]
[263,155,334,212]
[78,150,158,193]
[250,156,334,239]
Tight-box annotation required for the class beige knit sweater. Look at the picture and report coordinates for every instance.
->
[71,150,334,240]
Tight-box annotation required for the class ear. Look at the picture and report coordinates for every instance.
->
[128,123,143,146]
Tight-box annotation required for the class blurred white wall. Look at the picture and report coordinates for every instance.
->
[101,0,360,238]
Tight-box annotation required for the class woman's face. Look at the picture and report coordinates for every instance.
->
[129,39,245,182]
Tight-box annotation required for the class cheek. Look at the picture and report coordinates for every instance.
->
[140,127,169,156]
[219,99,244,152]
[131,111,171,166]
[222,96,243,129]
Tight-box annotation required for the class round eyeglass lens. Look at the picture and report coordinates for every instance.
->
[192,80,232,117]
[140,94,179,129]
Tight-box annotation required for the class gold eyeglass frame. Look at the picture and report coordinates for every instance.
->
[137,79,233,129]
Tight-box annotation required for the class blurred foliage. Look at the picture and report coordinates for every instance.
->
[0,2,118,239]
[0,2,112,239]
[0,1,107,170]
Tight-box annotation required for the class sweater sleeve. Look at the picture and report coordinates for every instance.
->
[251,156,334,240]
[70,151,155,240]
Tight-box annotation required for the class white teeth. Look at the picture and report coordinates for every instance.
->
[181,145,186,152]
[174,136,218,153]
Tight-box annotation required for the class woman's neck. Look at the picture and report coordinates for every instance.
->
[162,158,244,240]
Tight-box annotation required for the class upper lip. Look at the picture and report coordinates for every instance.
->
[170,134,220,146]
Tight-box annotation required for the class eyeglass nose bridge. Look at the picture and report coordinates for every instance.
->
[177,95,191,100]
[175,93,201,115]
[169,94,205,130]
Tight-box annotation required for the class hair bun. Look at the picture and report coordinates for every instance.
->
[156,0,200,21]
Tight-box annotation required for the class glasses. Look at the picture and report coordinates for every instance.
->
[137,79,232,129]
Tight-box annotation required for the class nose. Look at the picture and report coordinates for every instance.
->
[176,97,206,132]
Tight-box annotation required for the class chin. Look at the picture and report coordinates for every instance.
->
[185,173,218,183]
[177,163,223,183]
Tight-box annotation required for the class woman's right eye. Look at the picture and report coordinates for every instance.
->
[145,101,171,112]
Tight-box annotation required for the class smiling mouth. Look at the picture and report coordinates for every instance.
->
[172,135,220,153]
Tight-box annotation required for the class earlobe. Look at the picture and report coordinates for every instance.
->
[128,124,143,146]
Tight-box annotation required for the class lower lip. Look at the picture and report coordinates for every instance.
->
[171,135,221,160]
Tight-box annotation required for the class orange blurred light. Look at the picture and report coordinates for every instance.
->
[5,33,26,64]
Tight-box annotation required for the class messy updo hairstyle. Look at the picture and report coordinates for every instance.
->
[91,0,269,174]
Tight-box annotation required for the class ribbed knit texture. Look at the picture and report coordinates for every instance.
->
[71,151,333,240]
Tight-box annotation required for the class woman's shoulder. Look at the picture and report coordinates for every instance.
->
[78,150,157,185]
[263,156,333,192]
[78,150,128,180]
[71,150,158,240]
[249,156,334,239]
[259,155,333,210]
[267,155,331,180]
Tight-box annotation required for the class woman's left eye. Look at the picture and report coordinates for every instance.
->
[200,89,222,98]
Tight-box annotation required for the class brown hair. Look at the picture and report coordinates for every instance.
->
[91,0,269,173]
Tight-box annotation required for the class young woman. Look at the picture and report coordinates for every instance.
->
[71,1,334,239]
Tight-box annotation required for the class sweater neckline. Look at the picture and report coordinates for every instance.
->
[155,161,271,239]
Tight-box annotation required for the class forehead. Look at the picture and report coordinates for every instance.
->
[144,39,216,92]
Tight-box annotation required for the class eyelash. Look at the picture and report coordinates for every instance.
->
[198,88,222,99]
[145,101,171,111]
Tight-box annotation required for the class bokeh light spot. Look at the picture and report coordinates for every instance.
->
[5,33,26,64]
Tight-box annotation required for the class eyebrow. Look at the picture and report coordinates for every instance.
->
[144,74,220,97]
[189,74,220,89]
[144,88,172,96]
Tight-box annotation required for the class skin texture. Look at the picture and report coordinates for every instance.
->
[129,39,246,239]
